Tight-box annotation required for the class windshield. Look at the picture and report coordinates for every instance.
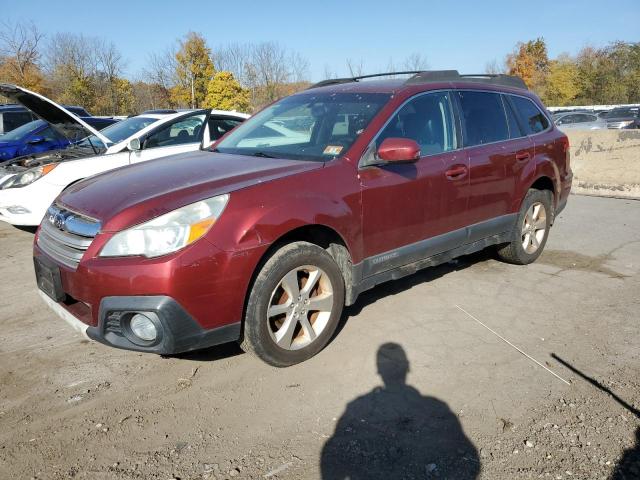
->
[605,108,638,118]
[0,119,45,141]
[215,92,391,161]
[77,116,158,149]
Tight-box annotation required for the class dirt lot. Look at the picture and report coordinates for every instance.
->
[1,194,639,480]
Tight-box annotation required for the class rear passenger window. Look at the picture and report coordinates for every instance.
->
[377,91,456,156]
[458,91,509,147]
[502,96,524,138]
[511,96,549,134]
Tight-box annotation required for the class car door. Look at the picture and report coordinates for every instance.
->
[20,126,68,156]
[359,91,468,275]
[203,115,245,149]
[129,111,208,164]
[457,90,515,229]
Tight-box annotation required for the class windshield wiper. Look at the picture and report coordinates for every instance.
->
[85,135,99,155]
[252,151,277,158]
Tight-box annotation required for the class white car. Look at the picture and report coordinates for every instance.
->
[0,84,248,226]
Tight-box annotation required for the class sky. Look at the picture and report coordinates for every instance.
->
[2,0,639,81]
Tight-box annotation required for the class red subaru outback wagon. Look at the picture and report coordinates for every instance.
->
[34,71,572,366]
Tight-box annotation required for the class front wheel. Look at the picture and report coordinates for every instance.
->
[240,242,345,367]
[496,189,552,265]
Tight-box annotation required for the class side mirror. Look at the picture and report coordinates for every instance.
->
[128,137,141,151]
[377,137,421,163]
[28,136,45,145]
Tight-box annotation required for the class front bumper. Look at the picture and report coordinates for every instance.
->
[88,295,241,354]
[34,231,266,355]
[0,181,61,226]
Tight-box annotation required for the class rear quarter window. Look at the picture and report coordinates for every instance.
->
[458,91,509,147]
[510,96,550,134]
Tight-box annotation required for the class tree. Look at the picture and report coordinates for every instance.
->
[543,55,580,106]
[171,32,214,108]
[402,53,429,71]
[96,40,127,114]
[484,59,505,75]
[0,20,45,92]
[45,33,99,109]
[204,71,249,112]
[506,37,549,92]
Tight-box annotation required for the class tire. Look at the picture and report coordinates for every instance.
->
[240,241,345,367]
[496,189,553,265]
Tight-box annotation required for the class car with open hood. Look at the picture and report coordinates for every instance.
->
[33,70,572,367]
[0,84,249,226]
[0,117,119,163]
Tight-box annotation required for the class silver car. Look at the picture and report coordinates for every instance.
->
[554,112,606,131]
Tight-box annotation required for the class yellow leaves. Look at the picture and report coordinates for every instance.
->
[204,71,250,112]
[173,32,215,108]
[543,57,580,106]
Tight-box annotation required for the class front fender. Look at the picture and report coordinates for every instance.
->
[204,160,362,260]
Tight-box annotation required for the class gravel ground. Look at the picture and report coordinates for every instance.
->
[0,194,639,479]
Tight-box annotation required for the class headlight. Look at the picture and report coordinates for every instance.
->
[0,164,58,189]
[99,194,229,258]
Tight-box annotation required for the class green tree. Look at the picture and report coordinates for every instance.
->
[171,32,214,108]
[204,71,249,111]
[543,55,580,106]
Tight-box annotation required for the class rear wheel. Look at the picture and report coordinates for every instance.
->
[240,242,345,367]
[496,189,552,265]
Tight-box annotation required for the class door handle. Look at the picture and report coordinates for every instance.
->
[516,152,531,162]
[445,164,468,180]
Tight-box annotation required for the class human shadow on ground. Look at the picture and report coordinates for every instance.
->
[552,354,640,480]
[320,343,480,479]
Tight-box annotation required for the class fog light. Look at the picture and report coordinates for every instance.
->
[129,313,157,341]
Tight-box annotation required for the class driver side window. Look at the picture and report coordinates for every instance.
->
[144,113,206,149]
[376,92,456,156]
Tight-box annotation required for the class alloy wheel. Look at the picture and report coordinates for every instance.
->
[267,265,334,350]
[521,202,547,254]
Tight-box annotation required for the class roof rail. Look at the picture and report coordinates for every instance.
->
[307,71,423,89]
[308,70,528,90]
[407,71,527,89]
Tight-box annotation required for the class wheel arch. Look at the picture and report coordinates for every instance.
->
[240,223,356,341]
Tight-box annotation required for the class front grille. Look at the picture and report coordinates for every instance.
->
[37,204,101,269]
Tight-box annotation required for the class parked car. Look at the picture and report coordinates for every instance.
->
[0,120,69,162]
[33,70,572,366]
[83,117,120,130]
[0,117,119,163]
[0,103,97,135]
[603,107,640,129]
[0,84,249,225]
[553,112,606,131]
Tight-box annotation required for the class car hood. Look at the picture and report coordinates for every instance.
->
[0,84,109,145]
[58,150,324,231]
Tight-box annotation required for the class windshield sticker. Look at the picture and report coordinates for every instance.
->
[323,145,343,156]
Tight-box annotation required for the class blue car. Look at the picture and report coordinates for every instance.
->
[0,117,119,163]
[0,120,69,162]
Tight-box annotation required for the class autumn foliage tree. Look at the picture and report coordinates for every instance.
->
[543,55,580,106]
[0,20,46,95]
[506,37,549,91]
[204,71,249,112]
[171,32,214,108]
